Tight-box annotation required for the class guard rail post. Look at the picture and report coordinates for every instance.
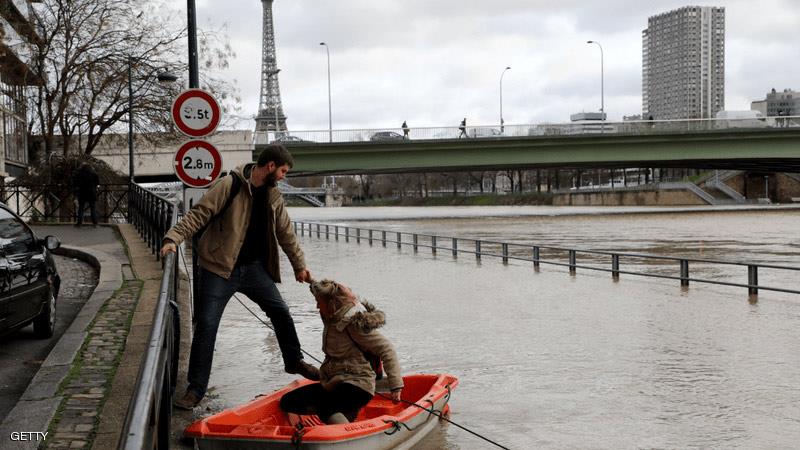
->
[680,259,690,286]
[569,250,577,275]
[452,238,458,257]
[476,241,482,261]
[533,246,540,269]
[612,254,620,280]
[431,236,437,255]
[748,265,758,296]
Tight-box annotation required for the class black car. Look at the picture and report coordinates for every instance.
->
[0,203,61,338]
[272,135,315,145]
[370,131,405,142]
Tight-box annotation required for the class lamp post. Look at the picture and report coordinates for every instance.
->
[127,58,177,183]
[499,66,511,133]
[320,42,332,142]
[187,0,198,88]
[586,40,604,124]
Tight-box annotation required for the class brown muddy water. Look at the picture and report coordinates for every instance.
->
[202,207,800,449]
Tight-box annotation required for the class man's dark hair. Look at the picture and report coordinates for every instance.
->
[256,144,294,168]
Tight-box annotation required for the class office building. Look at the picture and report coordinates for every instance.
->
[642,6,725,120]
[753,88,798,117]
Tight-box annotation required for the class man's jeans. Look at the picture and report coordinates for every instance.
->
[187,262,303,398]
[77,198,97,225]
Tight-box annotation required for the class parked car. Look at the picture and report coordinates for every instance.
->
[272,135,315,145]
[370,131,405,142]
[0,203,61,338]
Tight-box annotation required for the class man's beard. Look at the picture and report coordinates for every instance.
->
[265,170,278,187]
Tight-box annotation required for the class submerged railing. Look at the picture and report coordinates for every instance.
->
[121,183,180,449]
[293,221,800,297]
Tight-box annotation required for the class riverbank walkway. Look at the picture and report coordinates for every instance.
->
[0,224,193,450]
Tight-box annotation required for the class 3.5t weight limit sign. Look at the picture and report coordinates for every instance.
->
[174,140,223,188]
[172,89,221,137]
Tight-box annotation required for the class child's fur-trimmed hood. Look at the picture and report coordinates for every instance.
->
[333,301,386,333]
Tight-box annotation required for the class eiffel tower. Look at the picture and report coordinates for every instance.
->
[255,0,287,134]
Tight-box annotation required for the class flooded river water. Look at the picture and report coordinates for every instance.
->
[206,206,800,449]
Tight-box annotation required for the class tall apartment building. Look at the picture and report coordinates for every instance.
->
[642,6,725,120]
[0,0,42,177]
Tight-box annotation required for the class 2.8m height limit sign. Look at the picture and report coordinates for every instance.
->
[174,140,223,188]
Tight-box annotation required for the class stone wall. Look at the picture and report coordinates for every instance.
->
[776,173,800,203]
[553,189,706,206]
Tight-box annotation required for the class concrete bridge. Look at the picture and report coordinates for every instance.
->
[258,125,800,176]
[93,119,800,182]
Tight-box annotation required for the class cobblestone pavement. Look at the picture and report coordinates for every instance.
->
[43,281,142,450]
[0,256,98,423]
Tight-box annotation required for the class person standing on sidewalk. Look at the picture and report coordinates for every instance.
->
[73,163,99,227]
[401,121,410,139]
[160,144,319,410]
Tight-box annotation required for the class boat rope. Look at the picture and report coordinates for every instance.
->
[383,398,437,434]
[290,422,306,449]
[178,248,324,364]
[376,386,511,450]
[232,293,324,364]
[383,418,415,434]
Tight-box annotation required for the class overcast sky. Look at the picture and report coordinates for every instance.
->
[188,0,798,131]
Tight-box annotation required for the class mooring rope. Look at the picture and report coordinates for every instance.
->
[376,388,511,450]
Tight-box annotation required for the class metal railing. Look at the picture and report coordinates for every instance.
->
[293,221,800,297]
[2,183,130,222]
[121,183,180,449]
[254,115,800,145]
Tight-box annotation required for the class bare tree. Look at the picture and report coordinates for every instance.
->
[29,0,239,158]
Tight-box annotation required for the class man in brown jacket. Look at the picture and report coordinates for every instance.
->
[160,144,319,409]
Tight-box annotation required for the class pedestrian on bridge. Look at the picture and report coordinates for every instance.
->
[401,121,410,139]
[458,118,467,138]
[160,144,320,410]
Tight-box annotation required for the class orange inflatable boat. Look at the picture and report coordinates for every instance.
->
[185,373,459,450]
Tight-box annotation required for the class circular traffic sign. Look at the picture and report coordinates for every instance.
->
[171,89,221,137]
[174,140,223,187]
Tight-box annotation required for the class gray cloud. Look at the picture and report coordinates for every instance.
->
[193,0,799,130]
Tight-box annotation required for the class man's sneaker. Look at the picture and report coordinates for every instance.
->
[286,360,320,381]
[174,390,202,410]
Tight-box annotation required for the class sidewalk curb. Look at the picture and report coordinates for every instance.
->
[0,245,123,450]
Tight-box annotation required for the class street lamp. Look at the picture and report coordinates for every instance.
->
[128,57,177,183]
[187,0,199,88]
[499,66,511,133]
[320,42,332,143]
[586,40,604,123]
